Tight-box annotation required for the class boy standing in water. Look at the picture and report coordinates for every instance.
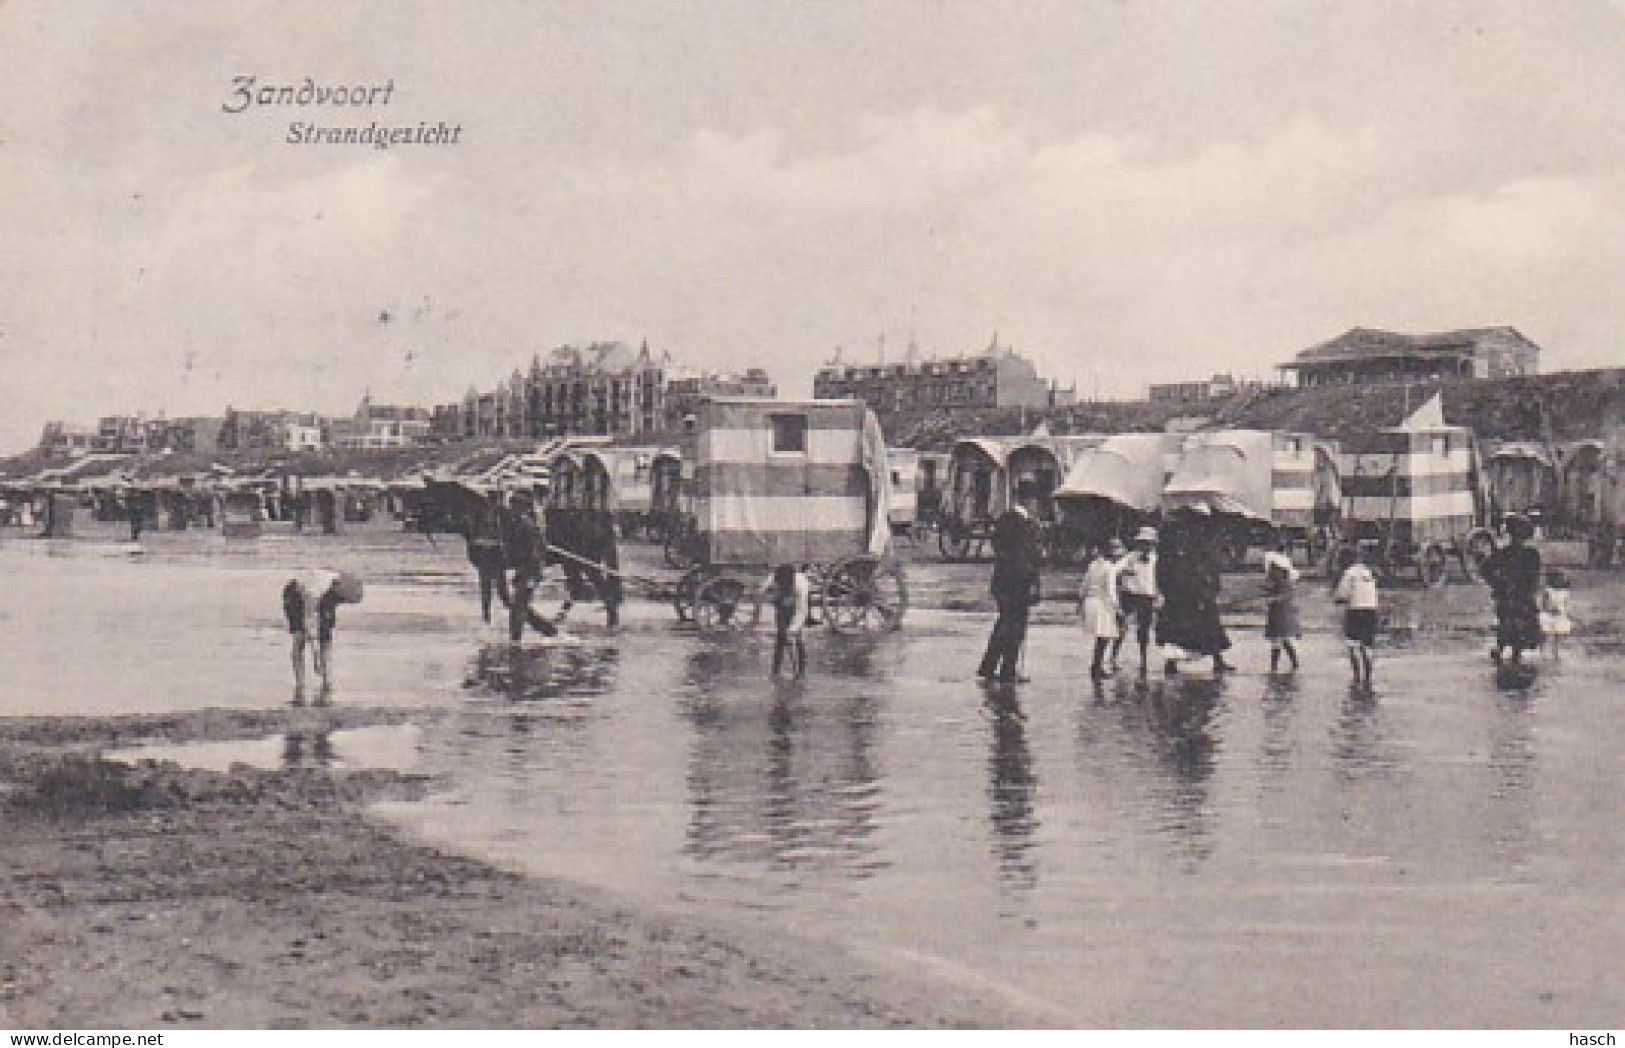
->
[765,563,812,679]
[1333,546,1379,687]
[1113,526,1160,676]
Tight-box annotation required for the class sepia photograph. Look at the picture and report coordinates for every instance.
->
[2,0,1623,1033]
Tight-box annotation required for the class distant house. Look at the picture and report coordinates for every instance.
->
[812,334,1072,413]
[155,416,225,456]
[1148,372,1275,406]
[664,366,778,426]
[1281,327,1541,388]
[328,395,432,449]
[219,409,327,453]
[37,421,97,459]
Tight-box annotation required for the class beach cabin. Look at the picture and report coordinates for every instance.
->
[886,447,919,536]
[1334,395,1493,584]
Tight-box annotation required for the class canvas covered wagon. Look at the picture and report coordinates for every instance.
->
[578,446,661,538]
[1161,429,1331,566]
[1482,440,1558,533]
[1053,432,1185,553]
[937,437,1011,561]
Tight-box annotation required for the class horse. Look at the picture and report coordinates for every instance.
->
[420,479,623,638]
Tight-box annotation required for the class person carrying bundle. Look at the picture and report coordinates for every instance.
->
[282,569,364,695]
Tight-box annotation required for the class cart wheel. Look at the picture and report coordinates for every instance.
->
[694,574,760,633]
[938,527,972,563]
[1421,543,1449,588]
[673,566,708,623]
[821,556,908,633]
[1461,529,1497,582]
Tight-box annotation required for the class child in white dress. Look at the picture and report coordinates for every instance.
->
[1539,569,1573,658]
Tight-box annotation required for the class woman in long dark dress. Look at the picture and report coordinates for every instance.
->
[1483,513,1543,666]
[1154,511,1234,675]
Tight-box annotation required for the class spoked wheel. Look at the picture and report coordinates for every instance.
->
[820,556,908,633]
[938,526,974,562]
[694,573,760,633]
[673,566,708,623]
[1421,543,1450,588]
[1461,528,1497,582]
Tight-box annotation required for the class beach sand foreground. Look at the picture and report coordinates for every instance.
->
[0,709,1047,1030]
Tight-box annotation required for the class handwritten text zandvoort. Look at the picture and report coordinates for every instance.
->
[221,76,464,149]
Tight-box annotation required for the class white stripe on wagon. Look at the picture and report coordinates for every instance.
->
[1340,449,1473,478]
[695,495,870,533]
[702,428,865,466]
[1345,492,1477,519]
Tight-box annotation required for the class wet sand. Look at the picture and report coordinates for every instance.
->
[0,708,1047,1029]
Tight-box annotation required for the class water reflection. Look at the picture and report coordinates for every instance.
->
[462,642,620,702]
[291,682,333,708]
[982,685,1039,891]
[281,730,335,768]
[1484,688,1539,871]
[1144,677,1223,867]
[682,659,884,877]
[1331,686,1393,783]
[1258,674,1299,781]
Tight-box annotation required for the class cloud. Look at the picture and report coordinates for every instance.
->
[6,1,1625,452]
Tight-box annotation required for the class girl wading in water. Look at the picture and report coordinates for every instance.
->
[1262,543,1302,674]
[1078,538,1125,680]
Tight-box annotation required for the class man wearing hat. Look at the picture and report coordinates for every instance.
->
[1113,525,1161,676]
[977,496,1043,683]
[502,487,563,643]
[282,568,364,696]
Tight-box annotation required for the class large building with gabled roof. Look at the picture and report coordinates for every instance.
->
[432,341,775,440]
[1280,326,1541,388]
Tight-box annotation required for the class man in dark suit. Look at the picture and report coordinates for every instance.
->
[977,497,1042,683]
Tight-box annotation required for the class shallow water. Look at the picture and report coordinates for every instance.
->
[6,528,1623,1026]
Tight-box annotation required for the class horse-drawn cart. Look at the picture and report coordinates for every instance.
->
[668,398,907,633]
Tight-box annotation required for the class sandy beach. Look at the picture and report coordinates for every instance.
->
[0,706,1048,1029]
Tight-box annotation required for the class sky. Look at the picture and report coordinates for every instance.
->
[4,0,1625,453]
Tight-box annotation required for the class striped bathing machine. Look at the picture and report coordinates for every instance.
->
[673,398,906,632]
[1334,423,1494,585]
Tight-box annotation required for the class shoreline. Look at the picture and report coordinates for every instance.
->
[0,708,1051,1030]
